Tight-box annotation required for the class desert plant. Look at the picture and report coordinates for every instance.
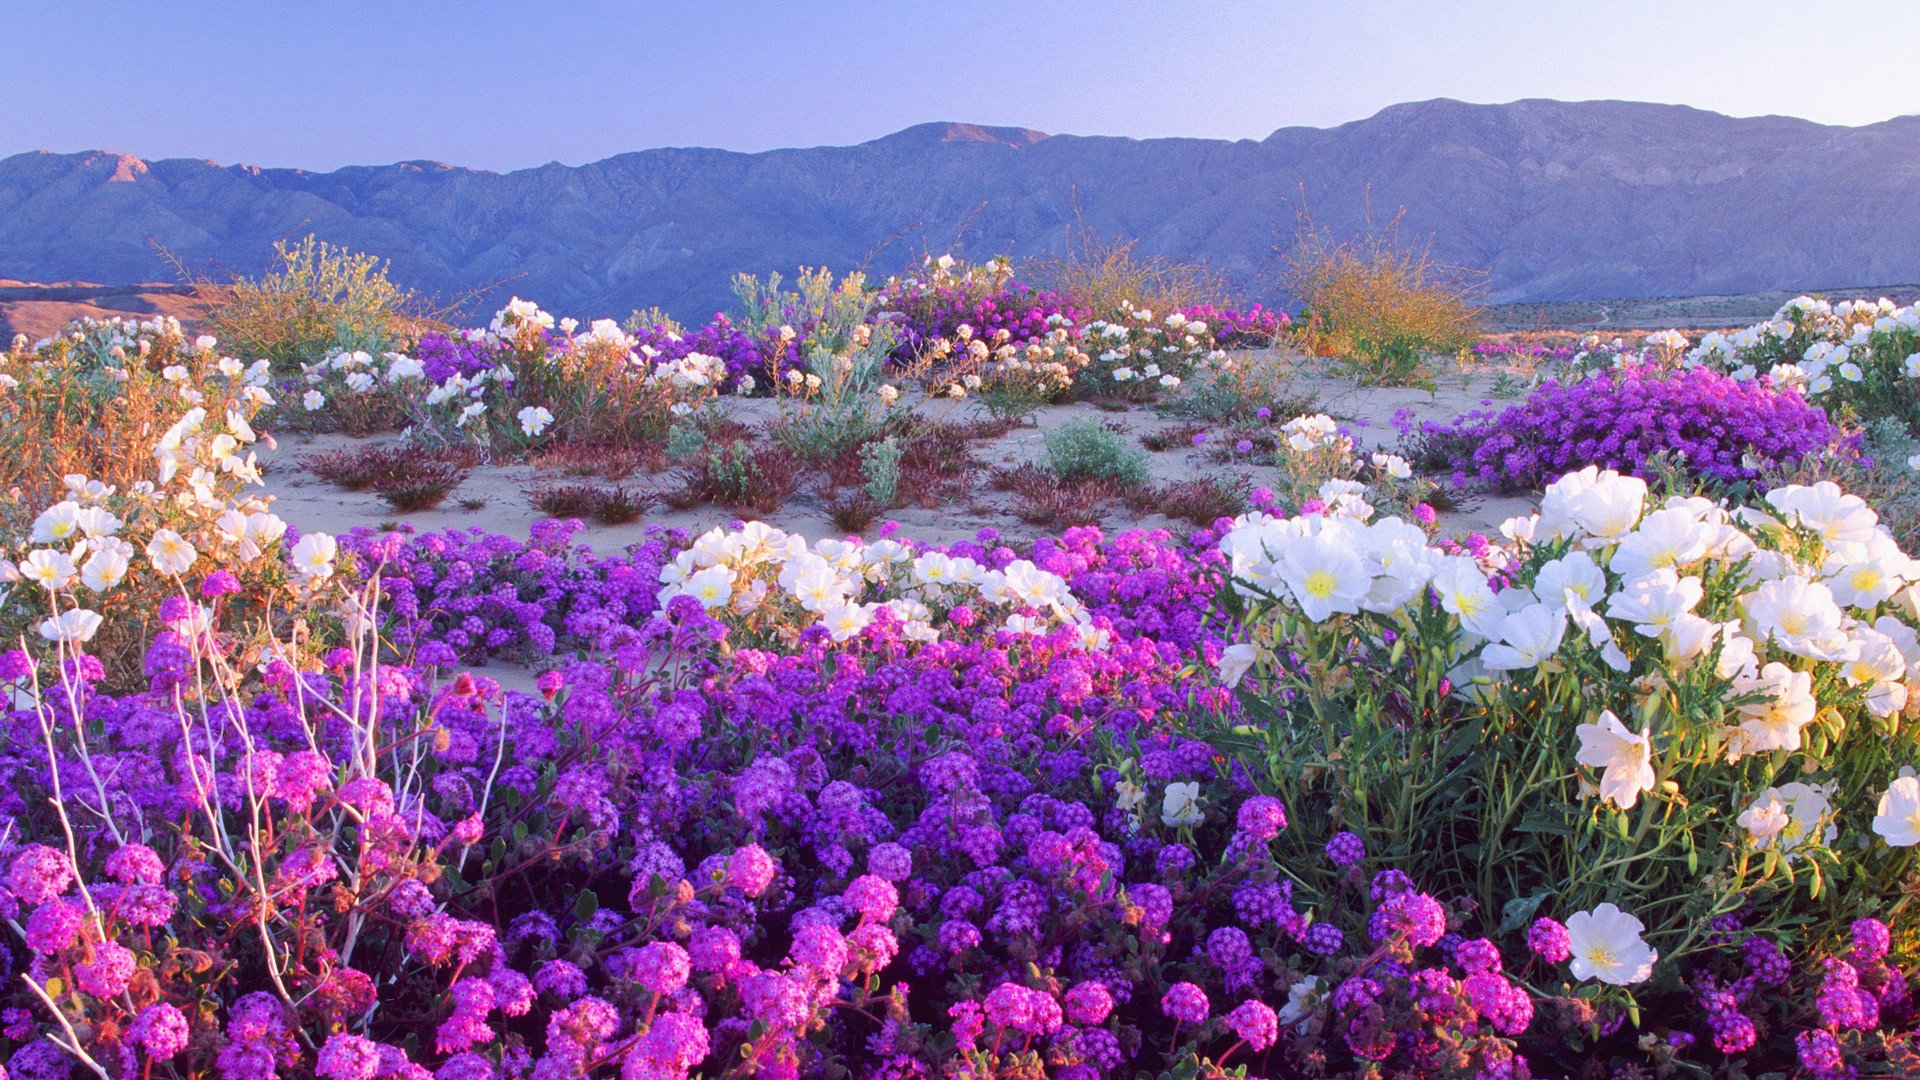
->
[859,436,903,507]
[1165,345,1320,423]
[1027,220,1228,321]
[1689,295,1920,436]
[530,481,656,525]
[1045,418,1152,486]
[1282,211,1484,386]
[1410,364,1849,492]
[1145,476,1252,528]
[193,235,437,371]
[826,492,883,533]
[371,458,465,512]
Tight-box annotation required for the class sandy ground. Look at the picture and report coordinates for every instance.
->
[256,351,1539,555]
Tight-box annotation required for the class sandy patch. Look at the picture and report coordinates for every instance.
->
[256,351,1541,553]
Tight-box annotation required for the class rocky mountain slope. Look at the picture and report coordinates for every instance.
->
[3,99,1917,321]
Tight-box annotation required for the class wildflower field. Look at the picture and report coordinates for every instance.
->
[4,247,1920,1079]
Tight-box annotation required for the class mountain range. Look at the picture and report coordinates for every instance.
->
[3,98,1918,323]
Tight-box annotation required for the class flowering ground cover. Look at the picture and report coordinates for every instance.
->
[5,288,1920,1077]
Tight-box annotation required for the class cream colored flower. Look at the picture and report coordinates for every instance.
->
[1565,903,1657,985]
[1574,710,1656,810]
[1161,781,1203,828]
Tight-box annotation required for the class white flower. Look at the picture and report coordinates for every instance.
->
[1609,508,1710,581]
[1539,467,1647,543]
[1277,975,1324,1029]
[684,566,734,610]
[80,545,130,592]
[146,530,198,576]
[518,406,555,438]
[1432,558,1504,638]
[1742,575,1846,658]
[30,502,85,543]
[19,549,78,589]
[1217,643,1258,688]
[1574,709,1656,810]
[1480,603,1568,671]
[1741,782,1833,855]
[1737,790,1790,847]
[1161,781,1204,828]
[1729,661,1818,755]
[39,608,103,644]
[1276,532,1371,622]
[1370,452,1413,479]
[1533,551,1607,611]
[291,532,338,581]
[303,390,326,411]
[457,402,487,427]
[1565,903,1657,985]
[1873,776,1920,846]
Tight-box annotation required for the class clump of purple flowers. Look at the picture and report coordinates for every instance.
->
[1406,363,1847,491]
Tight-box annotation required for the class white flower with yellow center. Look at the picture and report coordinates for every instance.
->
[1565,903,1657,986]
[291,532,338,581]
[1276,533,1371,623]
[29,502,84,544]
[1742,575,1846,658]
[80,545,131,593]
[20,549,78,590]
[1606,568,1703,638]
[146,530,198,577]
[1531,551,1608,612]
[1609,508,1711,581]
[1433,558,1503,639]
[683,565,735,610]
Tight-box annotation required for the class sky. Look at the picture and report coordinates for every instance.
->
[7,0,1920,172]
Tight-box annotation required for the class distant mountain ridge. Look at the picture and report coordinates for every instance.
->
[3,98,1918,322]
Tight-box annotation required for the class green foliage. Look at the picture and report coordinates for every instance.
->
[1045,419,1152,486]
[859,437,902,507]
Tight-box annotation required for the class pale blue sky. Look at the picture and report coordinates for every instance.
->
[7,0,1919,171]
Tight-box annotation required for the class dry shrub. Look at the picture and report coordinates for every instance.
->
[531,440,665,482]
[530,481,656,525]
[989,463,1118,528]
[1026,221,1227,321]
[184,235,449,371]
[309,445,475,490]
[1282,211,1484,386]
[1142,476,1251,528]
[373,461,464,512]
[665,439,804,516]
[826,493,883,534]
[1141,422,1211,453]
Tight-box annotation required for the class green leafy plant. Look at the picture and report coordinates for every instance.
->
[1045,419,1152,486]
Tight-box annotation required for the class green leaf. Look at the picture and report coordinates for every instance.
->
[1498,891,1552,936]
[574,889,599,923]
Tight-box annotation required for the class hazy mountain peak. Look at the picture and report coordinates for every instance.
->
[1,100,1915,321]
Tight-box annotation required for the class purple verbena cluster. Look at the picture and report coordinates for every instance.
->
[1407,364,1846,490]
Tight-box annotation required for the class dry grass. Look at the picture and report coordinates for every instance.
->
[1026,221,1228,320]
[1281,211,1484,386]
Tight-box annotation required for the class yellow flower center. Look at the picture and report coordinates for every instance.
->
[1302,570,1338,600]
[1587,943,1618,967]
